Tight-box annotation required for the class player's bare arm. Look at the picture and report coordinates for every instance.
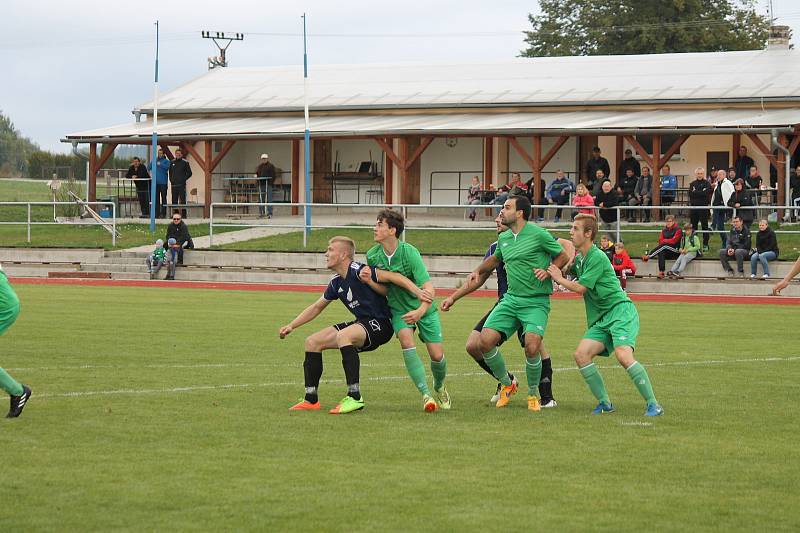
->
[403,281,434,324]
[279,297,332,338]
[533,247,571,281]
[441,271,491,311]
[546,264,587,294]
[468,255,500,285]
[358,265,433,303]
[772,256,800,295]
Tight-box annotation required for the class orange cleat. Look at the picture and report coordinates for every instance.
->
[289,399,321,411]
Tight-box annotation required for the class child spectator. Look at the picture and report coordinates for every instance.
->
[599,234,615,262]
[644,214,683,278]
[750,219,779,279]
[612,242,636,290]
[146,239,169,279]
[467,175,481,221]
[667,223,701,278]
[571,183,595,218]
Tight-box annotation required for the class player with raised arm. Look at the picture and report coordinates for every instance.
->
[0,264,31,418]
[279,236,431,414]
[466,195,570,411]
[546,214,664,417]
[772,256,800,295]
[440,213,575,407]
[359,209,449,412]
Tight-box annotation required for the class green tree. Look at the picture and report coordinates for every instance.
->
[0,111,39,177]
[521,0,769,57]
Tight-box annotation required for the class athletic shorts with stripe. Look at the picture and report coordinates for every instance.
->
[334,317,394,352]
[473,302,525,348]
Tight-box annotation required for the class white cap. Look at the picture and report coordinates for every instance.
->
[260,153,269,159]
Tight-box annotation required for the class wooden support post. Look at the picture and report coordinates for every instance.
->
[615,136,624,180]
[291,139,300,215]
[532,135,542,203]
[541,135,569,169]
[397,137,409,204]
[508,136,536,170]
[88,143,97,203]
[652,135,662,221]
[658,135,689,168]
[732,133,741,168]
[483,137,493,190]
[203,140,212,218]
[623,135,654,169]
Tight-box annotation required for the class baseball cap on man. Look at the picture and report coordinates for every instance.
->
[260,153,269,159]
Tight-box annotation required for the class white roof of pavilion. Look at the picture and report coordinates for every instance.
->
[132,48,800,114]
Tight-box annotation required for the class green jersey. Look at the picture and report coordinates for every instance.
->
[366,241,433,317]
[152,247,166,262]
[571,244,631,327]
[493,222,563,298]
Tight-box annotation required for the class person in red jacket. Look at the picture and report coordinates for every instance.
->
[612,242,636,290]
[643,215,683,278]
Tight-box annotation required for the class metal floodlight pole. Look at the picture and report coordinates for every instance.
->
[150,20,160,234]
[302,13,311,248]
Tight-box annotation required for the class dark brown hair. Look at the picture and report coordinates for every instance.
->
[377,209,404,237]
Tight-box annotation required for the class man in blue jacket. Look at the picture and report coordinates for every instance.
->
[152,147,171,218]
[546,169,574,222]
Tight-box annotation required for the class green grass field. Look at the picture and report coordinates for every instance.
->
[1,284,798,531]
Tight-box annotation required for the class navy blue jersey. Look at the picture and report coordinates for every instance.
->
[485,242,509,299]
[487,234,560,300]
[323,261,392,320]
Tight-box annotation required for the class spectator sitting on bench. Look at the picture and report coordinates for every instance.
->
[644,214,682,279]
[616,168,638,222]
[595,180,618,231]
[667,223,701,279]
[719,215,751,278]
[612,241,636,290]
[546,170,574,223]
[146,238,170,279]
[660,165,677,206]
[599,234,615,262]
[628,166,653,222]
[750,219,778,280]
[164,213,194,276]
[571,183,595,218]
[467,175,481,221]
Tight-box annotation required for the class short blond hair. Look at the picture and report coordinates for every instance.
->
[574,213,598,240]
[328,236,355,259]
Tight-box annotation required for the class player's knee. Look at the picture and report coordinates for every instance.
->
[335,329,353,347]
[574,349,592,366]
[465,336,483,359]
[304,336,320,352]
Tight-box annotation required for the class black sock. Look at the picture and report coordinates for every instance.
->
[303,351,323,403]
[538,357,553,401]
[340,345,361,400]
[476,357,496,377]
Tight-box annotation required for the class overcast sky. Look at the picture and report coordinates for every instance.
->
[2,0,798,153]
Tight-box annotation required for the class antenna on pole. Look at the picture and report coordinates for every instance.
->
[201,31,244,69]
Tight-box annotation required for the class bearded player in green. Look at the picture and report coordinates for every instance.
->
[546,214,663,417]
[0,265,32,418]
[467,195,570,411]
[359,209,448,412]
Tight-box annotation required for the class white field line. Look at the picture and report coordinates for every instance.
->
[31,355,800,400]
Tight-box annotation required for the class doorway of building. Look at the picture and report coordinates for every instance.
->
[706,151,729,180]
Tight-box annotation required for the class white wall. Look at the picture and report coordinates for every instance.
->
[420,137,483,205]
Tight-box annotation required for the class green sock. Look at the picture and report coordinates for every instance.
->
[0,367,23,397]
[483,348,512,387]
[626,361,658,406]
[430,357,447,391]
[579,363,610,405]
[402,348,430,396]
[525,355,542,397]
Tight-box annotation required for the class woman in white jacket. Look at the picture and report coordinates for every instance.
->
[711,169,735,248]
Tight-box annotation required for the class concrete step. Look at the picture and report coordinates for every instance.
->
[2,264,81,277]
[627,276,800,297]
[0,248,105,263]
[110,271,151,280]
[49,271,111,279]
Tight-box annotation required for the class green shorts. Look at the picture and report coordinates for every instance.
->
[391,308,443,344]
[583,300,639,356]
[0,273,20,336]
[483,293,550,341]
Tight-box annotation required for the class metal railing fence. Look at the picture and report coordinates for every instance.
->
[0,201,117,245]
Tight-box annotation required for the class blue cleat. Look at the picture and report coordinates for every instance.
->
[591,401,615,414]
[644,403,664,417]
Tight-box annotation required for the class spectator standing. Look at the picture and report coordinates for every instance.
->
[617,148,641,182]
[711,169,735,247]
[790,166,800,222]
[667,223,701,278]
[467,175,481,221]
[734,146,755,183]
[125,157,151,218]
[546,170,574,222]
[659,164,677,206]
[612,242,636,290]
[595,180,618,231]
[164,213,194,276]
[750,219,778,279]
[718,216,751,277]
[524,175,546,221]
[572,183,595,218]
[645,214,683,278]
[727,179,755,227]
[585,146,610,191]
[169,148,192,218]
[255,153,277,218]
[688,167,711,250]
[616,168,638,222]
[628,166,653,222]
[153,147,171,218]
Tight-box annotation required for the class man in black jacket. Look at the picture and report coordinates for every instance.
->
[718,216,751,277]
[595,179,618,230]
[617,148,641,182]
[255,153,277,218]
[733,146,754,183]
[125,157,151,218]
[585,147,610,190]
[169,148,192,218]
[615,168,638,222]
[688,167,711,249]
[164,213,194,278]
